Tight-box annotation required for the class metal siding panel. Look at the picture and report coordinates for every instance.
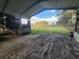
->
[22,0,79,18]
[5,0,37,16]
[72,0,79,8]
[41,1,50,8]
[0,0,6,12]
[23,3,44,18]
[42,0,79,9]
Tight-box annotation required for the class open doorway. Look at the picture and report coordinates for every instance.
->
[30,10,76,37]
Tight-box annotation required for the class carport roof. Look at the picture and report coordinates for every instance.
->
[0,0,79,18]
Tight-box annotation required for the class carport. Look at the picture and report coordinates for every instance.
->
[0,0,79,59]
[0,0,79,36]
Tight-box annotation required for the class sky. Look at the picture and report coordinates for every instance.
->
[21,10,63,24]
[31,10,60,24]
[35,10,58,19]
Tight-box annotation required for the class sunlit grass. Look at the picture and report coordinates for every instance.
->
[31,26,70,37]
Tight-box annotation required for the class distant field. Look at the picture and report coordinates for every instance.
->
[31,26,70,36]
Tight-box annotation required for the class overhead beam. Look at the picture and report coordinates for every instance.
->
[26,8,78,18]
[20,0,47,16]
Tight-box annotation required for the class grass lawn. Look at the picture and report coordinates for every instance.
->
[31,26,70,37]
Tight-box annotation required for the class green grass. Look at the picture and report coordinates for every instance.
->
[31,26,70,37]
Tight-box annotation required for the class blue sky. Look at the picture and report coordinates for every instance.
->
[30,10,60,24]
[22,10,62,24]
[35,10,58,19]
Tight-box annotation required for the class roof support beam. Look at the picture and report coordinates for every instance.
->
[20,0,47,16]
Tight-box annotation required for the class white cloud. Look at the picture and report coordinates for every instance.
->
[30,16,58,24]
[50,10,56,13]
[30,16,41,24]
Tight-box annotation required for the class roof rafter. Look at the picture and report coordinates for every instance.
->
[20,0,47,16]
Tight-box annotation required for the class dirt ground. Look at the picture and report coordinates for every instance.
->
[0,33,79,59]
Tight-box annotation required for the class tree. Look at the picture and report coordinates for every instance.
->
[57,10,76,27]
[34,21,49,27]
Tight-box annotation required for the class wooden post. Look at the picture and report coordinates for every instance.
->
[27,19,31,33]
[18,18,22,35]
[75,10,79,32]
[3,16,7,31]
